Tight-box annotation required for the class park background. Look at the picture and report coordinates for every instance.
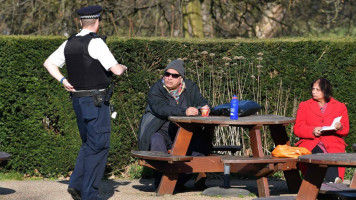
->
[0,0,355,180]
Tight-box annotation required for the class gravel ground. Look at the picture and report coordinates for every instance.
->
[0,176,301,200]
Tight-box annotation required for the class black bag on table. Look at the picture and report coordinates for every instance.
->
[210,100,262,117]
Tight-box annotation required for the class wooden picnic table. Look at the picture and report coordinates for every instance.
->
[295,153,356,200]
[0,152,10,161]
[133,115,301,197]
[0,151,11,167]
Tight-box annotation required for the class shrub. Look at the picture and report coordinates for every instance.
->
[0,36,355,178]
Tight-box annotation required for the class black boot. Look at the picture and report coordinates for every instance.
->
[67,188,81,200]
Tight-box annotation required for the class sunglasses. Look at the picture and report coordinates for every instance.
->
[164,72,181,79]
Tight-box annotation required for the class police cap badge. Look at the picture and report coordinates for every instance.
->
[76,6,102,19]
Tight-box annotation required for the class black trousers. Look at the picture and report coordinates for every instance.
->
[150,128,210,188]
[312,145,339,182]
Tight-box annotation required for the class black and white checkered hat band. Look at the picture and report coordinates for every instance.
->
[80,14,101,19]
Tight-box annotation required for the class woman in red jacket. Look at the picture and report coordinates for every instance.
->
[294,78,349,183]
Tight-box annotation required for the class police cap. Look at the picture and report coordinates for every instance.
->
[76,6,102,19]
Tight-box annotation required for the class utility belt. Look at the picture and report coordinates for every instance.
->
[71,84,113,107]
[71,89,106,98]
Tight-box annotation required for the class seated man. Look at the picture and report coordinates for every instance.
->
[137,59,211,188]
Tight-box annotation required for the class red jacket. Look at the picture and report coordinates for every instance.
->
[293,97,349,179]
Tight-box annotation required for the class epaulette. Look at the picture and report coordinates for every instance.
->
[89,32,107,42]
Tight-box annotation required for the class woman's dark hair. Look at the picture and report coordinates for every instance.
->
[311,78,333,102]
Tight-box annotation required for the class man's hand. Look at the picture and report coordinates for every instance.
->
[62,79,76,92]
[43,59,76,92]
[313,127,322,137]
[185,107,199,116]
[110,64,127,76]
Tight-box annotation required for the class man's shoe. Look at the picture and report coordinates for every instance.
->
[67,188,81,200]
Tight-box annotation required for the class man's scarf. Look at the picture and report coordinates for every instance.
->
[163,79,185,104]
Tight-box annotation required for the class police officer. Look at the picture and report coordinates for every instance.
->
[43,5,127,200]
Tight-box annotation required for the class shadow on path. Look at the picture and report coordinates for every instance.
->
[0,187,16,195]
[132,178,156,192]
[57,179,131,200]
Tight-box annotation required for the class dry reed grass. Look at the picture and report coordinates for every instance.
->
[179,50,301,156]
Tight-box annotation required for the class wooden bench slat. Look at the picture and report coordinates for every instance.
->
[211,145,242,153]
[317,183,356,200]
[222,155,298,164]
[131,150,193,162]
[252,196,296,200]
[338,192,356,200]
[298,153,356,166]
[317,183,356,199]
[320,183,356,194]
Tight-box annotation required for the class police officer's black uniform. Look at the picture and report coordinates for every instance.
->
[46,6,116,200]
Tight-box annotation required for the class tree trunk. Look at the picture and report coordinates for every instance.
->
[255,3,286,38]
[183,0,204,38]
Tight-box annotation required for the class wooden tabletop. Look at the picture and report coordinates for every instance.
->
[168,114,295,125]
[298,153,356,167]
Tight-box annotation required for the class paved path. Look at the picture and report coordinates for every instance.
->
[0,177,297,200]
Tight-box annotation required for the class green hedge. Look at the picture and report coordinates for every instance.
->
[0,36,355,178]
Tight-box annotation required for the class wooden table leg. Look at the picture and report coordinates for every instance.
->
[350,170,356,188]
[296,164,327,200]
[256,176,270,197]
[171,123,194,156]
[156,173,179,195]
[156,123,195,195]
[249,125,270,197]
[249,125,264,158]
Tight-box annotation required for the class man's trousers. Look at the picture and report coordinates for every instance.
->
[69,96,111,200]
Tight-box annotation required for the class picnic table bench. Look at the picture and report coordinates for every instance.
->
[0,152,11,161]
[0,152,11,168]
[131,150,193,163]
[253,153,356,200]
[297,153,356,200]
[132,115,301,197]
[221,156,298,188]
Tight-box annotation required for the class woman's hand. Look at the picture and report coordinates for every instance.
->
[335,122,342,131]
[313,127,322,137]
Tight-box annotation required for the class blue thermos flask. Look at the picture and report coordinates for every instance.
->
[230,95,239,120]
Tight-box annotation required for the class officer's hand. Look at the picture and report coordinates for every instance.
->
[186,107,199,116]
[62,79,76,92]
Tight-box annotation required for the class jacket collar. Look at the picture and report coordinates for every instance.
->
[307,97,336,117]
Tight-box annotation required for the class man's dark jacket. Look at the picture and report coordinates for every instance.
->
[137,79,209,151]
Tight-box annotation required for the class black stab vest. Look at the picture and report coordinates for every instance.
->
[64,33,112,90]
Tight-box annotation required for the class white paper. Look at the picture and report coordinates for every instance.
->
[111,112,117,119]
[321,116,342,131]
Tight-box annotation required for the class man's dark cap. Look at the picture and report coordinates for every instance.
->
[164,60,185,78]
[76,6,102,19]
